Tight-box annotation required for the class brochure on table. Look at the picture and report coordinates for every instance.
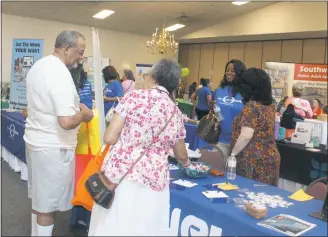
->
[258,214,316,236]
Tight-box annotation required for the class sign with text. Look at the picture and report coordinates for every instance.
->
[265,62,327,105]
[9,39,44,109]
[294,64,328,82]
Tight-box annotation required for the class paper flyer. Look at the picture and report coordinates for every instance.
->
[9,39,44,109]
[258,214,316,236]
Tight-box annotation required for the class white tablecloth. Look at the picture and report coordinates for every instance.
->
[1,146,28,181]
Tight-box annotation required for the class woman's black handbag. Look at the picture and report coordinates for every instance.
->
[85,107,177,209]
[280,104,304,129]
[197,111,221,144]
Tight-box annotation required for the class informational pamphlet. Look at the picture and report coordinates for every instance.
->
[258,214,316,236]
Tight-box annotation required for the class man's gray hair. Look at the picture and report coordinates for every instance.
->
[55,30,85,48]
[150,58,181,94]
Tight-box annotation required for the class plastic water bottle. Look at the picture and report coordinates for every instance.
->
[226,155,237,180]
[280,106,285,115]
[214,104,224,121]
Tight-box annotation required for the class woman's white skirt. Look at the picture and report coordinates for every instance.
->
[88,180,170,236]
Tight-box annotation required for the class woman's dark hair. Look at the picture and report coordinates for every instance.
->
[313,98,322,106]
[70,63,86,91]
[238,68,273,105]
[102,66,119,83]
[149,58,181,94]
[192,82,197,86]
[220,59,246,93]
[201,78,210,86]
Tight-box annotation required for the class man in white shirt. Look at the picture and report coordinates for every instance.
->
[24,30,94,236]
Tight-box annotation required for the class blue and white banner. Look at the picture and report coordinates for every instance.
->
[9,39,44,109]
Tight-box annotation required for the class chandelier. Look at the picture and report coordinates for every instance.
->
[146,26,178,56]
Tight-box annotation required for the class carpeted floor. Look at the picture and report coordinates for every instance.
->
[1,160,88,236]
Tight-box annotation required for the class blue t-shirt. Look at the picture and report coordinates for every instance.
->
[196,86,212,111]
[212,86,244,144]
[79,80,93,110]
[103,80,123,115]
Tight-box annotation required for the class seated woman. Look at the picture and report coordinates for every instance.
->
[191,78,212,120]
[103,66,123,116]
[285,84,313,119]
[311,99,323,119]
[230,68,281,186]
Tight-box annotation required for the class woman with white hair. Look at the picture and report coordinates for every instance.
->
[88,58,190,236]
[285,84,313,119]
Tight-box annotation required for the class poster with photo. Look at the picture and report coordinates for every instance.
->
[10,39,44,109]
[265,62,327,104]
[135,64,152,89]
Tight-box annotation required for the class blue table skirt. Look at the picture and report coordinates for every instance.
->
[1,111,26,163]
[184,122,207,151]
[70,168,326,236]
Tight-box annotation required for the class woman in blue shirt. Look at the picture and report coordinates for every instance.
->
[102,66,123,116]
[191,78,212,120]
[212,59,246,158]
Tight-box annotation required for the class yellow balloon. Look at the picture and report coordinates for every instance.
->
[181,68,190,77]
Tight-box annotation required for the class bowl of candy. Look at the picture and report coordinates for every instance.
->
[178,161,211,178]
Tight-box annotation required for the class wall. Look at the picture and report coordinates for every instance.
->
[178,39,328,87]
[2,14,169,82]
[182,2,327,40]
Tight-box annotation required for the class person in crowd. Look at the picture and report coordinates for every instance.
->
[103,66,124,116]
[188,82,197,99]
[323,105,328,114]
[70,63,93,109]
[230,68,281,186]
[176,80,184,99]
[277,96,288,114]
[212,59,246,158]
[88,58,190,236]
[24,30,94,236]
[191,78,212,120]
[196,78,204,92]
[121,69,135,94]
[311,98,323,119]
[285,84,313,119]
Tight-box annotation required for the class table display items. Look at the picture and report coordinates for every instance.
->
[178,161,211,178]
[246,202,268,219]
[226,154,237,180]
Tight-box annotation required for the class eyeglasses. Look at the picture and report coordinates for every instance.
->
[74,48,85,56]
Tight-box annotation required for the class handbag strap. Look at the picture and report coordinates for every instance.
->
[116,105,177,186]
[123,81,133,95]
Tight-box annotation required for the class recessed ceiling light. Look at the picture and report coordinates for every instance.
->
[232,1,249,6]
[165,24,185,32]
[93,10,115,19]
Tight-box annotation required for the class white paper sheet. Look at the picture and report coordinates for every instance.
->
[202,191,229,199]
[172,179,198,188]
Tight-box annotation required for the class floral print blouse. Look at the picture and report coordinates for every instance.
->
[231,101,281,186]
[101,86,186,191]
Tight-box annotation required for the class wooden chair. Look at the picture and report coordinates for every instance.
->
[305,177,328,201]
[198,144,226,171]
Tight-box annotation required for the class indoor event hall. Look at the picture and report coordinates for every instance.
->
[1,0,327,236]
